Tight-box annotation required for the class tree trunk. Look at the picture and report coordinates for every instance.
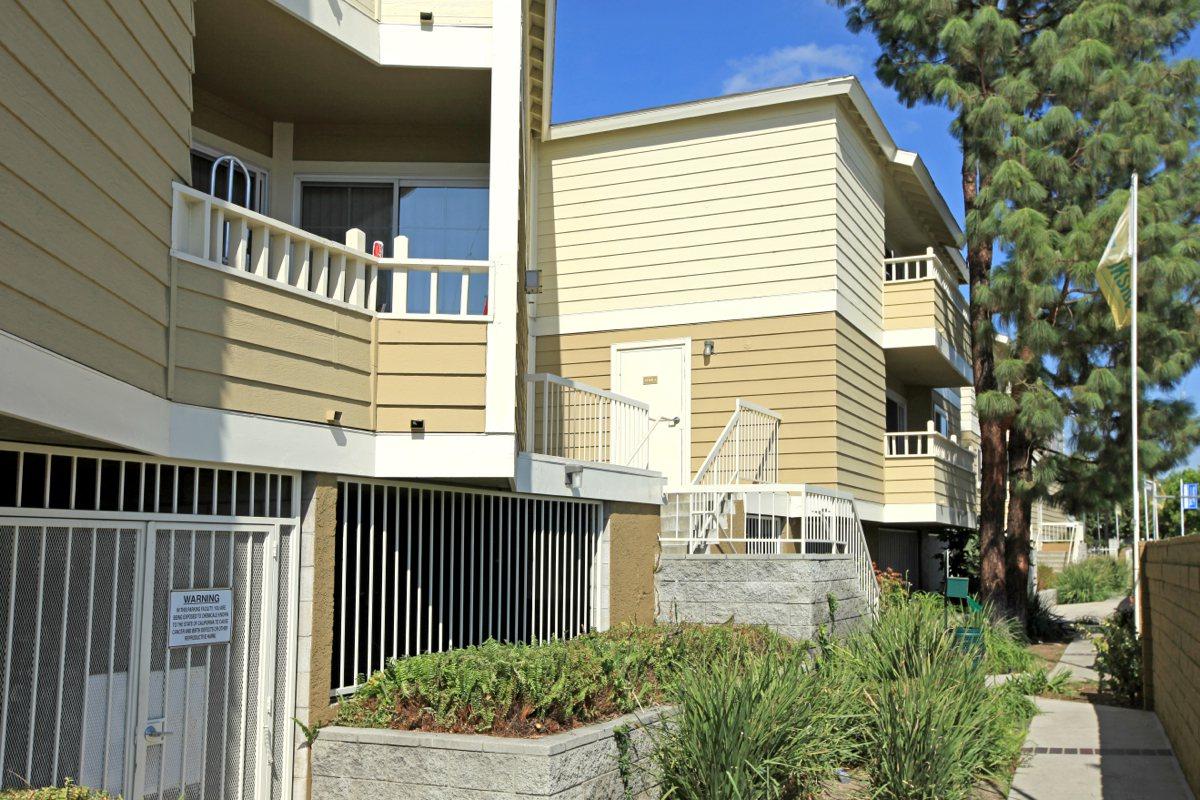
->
[1005,422,1035,625]
[964,162,1008,613]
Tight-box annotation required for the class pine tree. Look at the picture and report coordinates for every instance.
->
[832,0,1200,615]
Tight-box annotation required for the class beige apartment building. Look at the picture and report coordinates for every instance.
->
[0,1,975,797]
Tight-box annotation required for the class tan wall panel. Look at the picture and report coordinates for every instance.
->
[375,319,487,433]
[380,0,492,25]
[834,109,885,332]
[172,262,373,428]
[884,457,975,507]
[537,312,886,500]
[0,0,192,395]
[608,501,661,625]
[538,102,843,318]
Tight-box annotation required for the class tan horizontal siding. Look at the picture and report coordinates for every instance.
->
[834,110,884,333]
[536,312,886,499]
[538,101,842,318]
[0,0,193,396]
[884,457,976,508]
[172,261,373,428]
[884,278,969,358]
[375,319,487,433]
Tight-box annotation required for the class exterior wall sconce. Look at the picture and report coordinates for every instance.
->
[325,409,342,425]
[703,340,716,357]
[565,464,583,488]
[419,11,433,22]
[410,419,425,432]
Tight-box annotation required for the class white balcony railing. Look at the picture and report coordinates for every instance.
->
[170,183,492,319]
[523,374,653,470]
[885,429,975,472]
[884,249,969,318]
[693,399,782,486]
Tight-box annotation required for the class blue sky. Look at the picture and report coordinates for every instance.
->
[551,0,1200,469]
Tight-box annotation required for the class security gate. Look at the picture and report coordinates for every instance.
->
[134,525,276,800]
[0,519,286,799]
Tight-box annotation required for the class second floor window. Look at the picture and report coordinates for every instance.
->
[298,180,489,261]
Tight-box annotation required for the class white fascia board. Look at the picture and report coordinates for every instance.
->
[881,327,974,384]
[269,0,493,69]
[515,452,665,505]
[375,433,516,477]
[534,290,841,337]
[0,329,518,479]
[882,502,977,529]
[547,76,862,141]
[378,24,493,68]
[540,0,558,139]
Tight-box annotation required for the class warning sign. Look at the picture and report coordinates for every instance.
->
[168,588,233,648]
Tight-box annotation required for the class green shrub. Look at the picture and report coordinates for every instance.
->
[1056,557,1132,604]
[831,595,1036,800]
[336,623,787,734]
[1095,605,1142,706]
[1005,667,1073,697]
[1036,563,1057,590]
[1025,590,1070,642]
[653,647,859,799]
[0,781,114,800]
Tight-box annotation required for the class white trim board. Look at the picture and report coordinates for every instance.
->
[0,328,516,480]
[881,502,977,529]
[533,290,881,346]
[881,327,974,384]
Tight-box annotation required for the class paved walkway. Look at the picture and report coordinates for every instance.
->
[1053,597,1123,624]
[1008,697,1193,799]
[1009,605,1193,799]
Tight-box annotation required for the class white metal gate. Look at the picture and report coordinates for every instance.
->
[0,519,289,800]
[134,524,276,800]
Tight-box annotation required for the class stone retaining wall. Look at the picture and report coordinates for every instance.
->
[655,553,867,640]
[311,709,664,799]
[1141,535,1200,797]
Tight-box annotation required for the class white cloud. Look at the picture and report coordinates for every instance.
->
[721,44,863,95]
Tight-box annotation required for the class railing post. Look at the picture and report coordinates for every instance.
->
[390,235,410,314]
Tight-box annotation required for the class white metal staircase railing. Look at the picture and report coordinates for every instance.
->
[693,399,781,486]
[523,374,653,469]
[1035,517,1087,565]
[660,484,880,615]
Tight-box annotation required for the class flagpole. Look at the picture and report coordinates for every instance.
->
[1130,172,1141,633]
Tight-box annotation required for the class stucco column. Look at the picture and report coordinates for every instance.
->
[606,501,660,625]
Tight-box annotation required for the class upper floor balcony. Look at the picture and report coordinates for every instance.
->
[883,426,976,528]
[882,250,972,388]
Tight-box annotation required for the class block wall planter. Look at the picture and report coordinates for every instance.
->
[311,708,665,799]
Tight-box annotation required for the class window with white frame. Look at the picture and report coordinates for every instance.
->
[190,147,268,211]
[298,178,489,315]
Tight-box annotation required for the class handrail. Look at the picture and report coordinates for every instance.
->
[171,182,494,319]
[692,399,781,486]
[523,373,652,469]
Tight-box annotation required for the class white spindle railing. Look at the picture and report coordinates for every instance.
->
[660,483,880,614]
[884,429,975,472]
[693,399,781,486]
[523,374,652,469]
[170,183,492,319]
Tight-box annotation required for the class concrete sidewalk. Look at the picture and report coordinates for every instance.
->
[1008,697,1193,799]
[1053,597,1123,624]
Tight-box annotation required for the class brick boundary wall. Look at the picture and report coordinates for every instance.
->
[1141,534,1200,797]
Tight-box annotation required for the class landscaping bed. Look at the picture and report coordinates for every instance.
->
[325,589,1040,800]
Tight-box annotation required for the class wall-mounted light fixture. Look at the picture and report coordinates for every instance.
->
[703,340,716,357]
[419,10,433,22]
[565,464,584,488]
[325,409,343,425]
[410,419,426,432]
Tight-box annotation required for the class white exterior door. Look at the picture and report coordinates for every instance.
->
[612,340,690,484]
